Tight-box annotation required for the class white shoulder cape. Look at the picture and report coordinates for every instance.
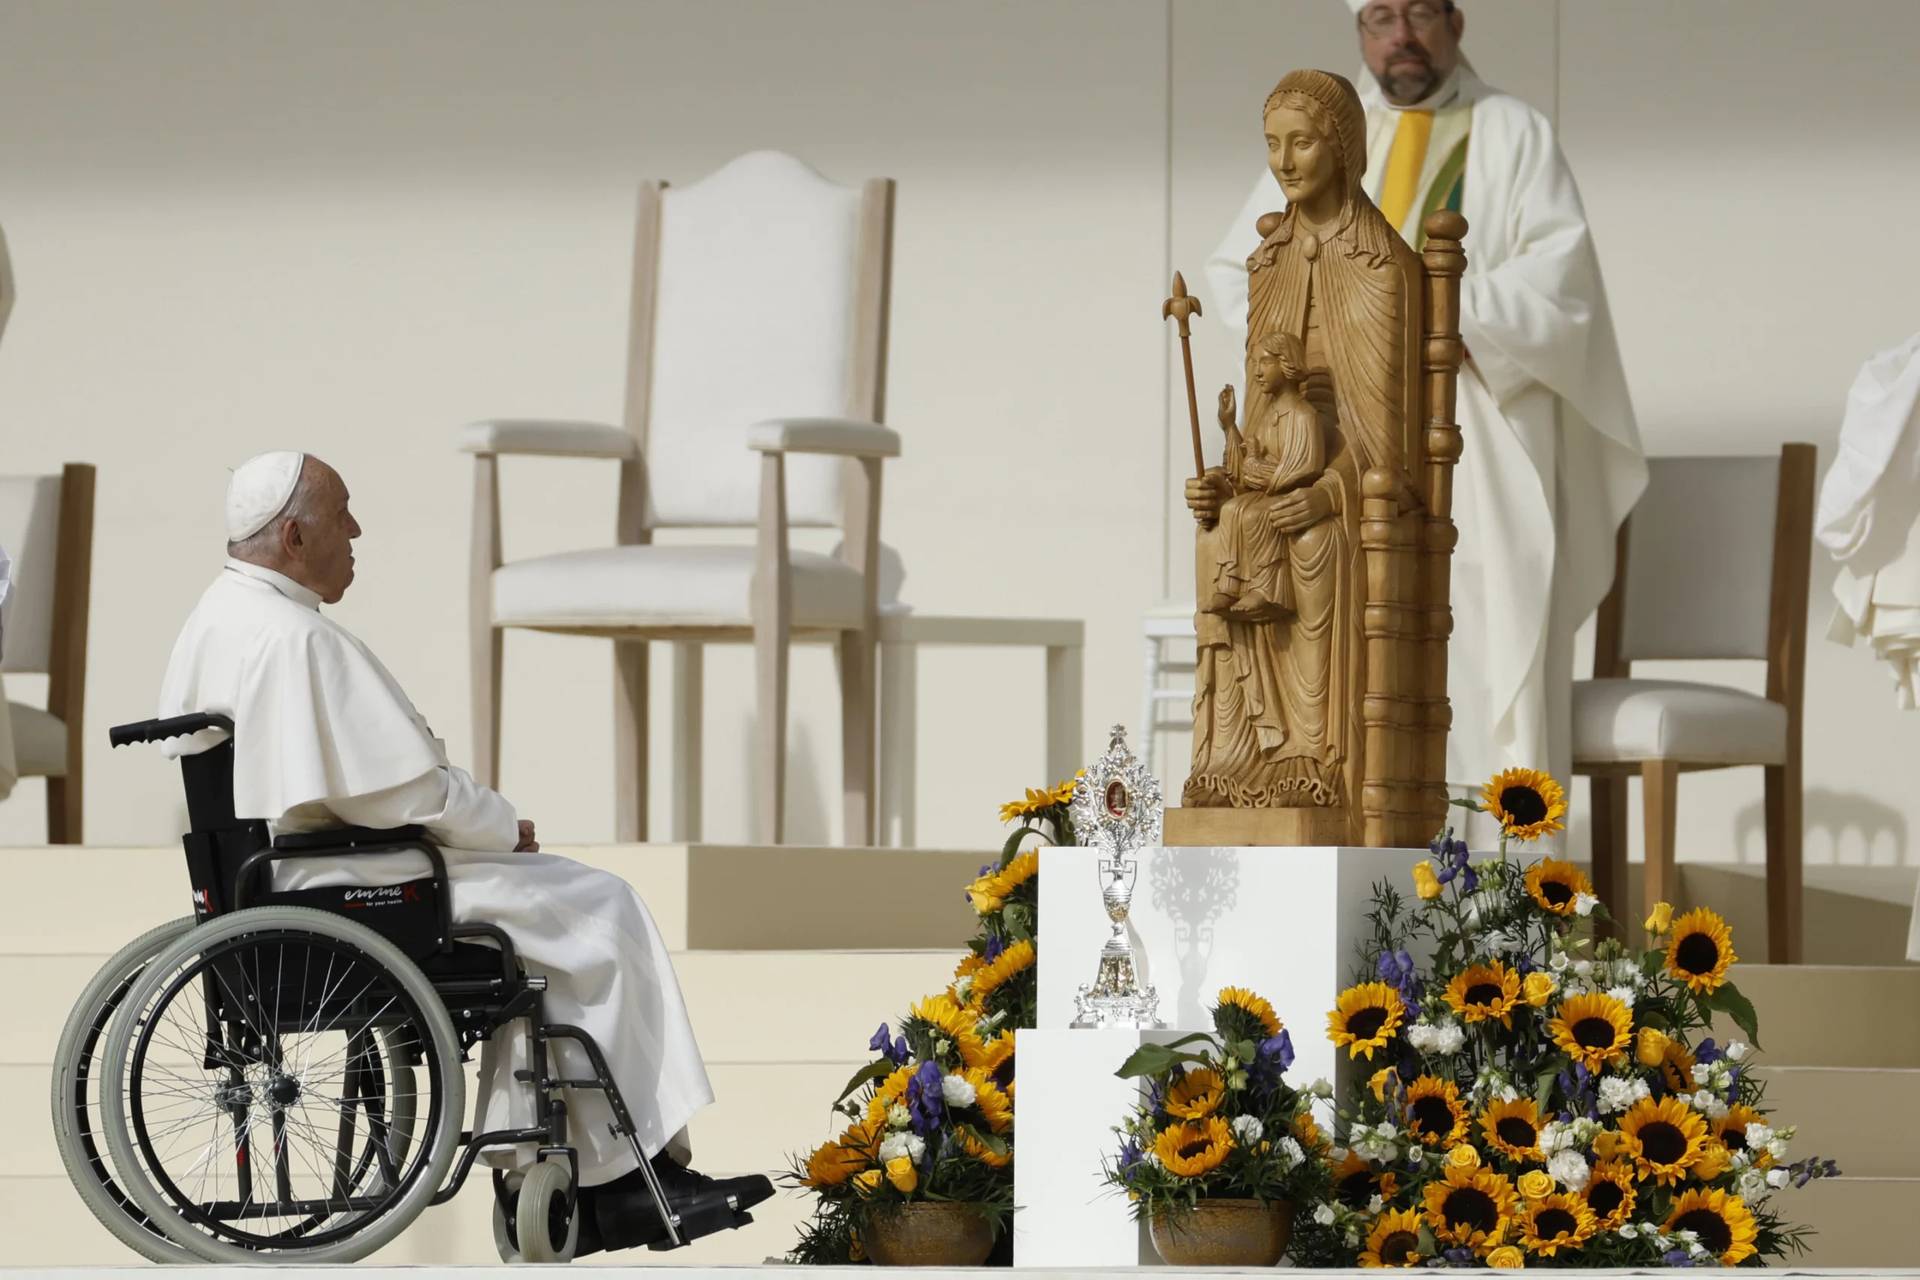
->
[158,563,445,822]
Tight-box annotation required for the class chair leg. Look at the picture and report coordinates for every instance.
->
[1046,641,1083,786]
[472,625,502,790]
[755,620,789,845]
[838,629,876,846]
[1764,759,1804,963]
[1588,773,1627,938]
[47,775,81,844]
[1639,759,1679,924]
[878,638,917,848]
[670,642,703,842]
[613,641,649,843]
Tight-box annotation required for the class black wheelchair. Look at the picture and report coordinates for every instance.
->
[50,712,703,1263]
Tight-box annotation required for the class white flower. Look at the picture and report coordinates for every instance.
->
[1611,958,1643,986]
[1232,1115,1265,1145]
[1497,1083,1520,1103]
[1598,1075,1651,1114]
[1407,1022,1437,1052]
[1725,1041,1751,1062]
[1549,1149,1590,1191]
[879,1132,925,1163]
[1434,1023,1466,1055]
[1538,1122,1572,1155]
[1674,1228,1699,1244]
[1350,1123,1400,1165]
[1277,1136,1306,1169]
[886,1103,911,1130]
[1606,984,1637,1009]
[1766,1137,1790,1163]
[1737,1168,1769,1201]
[1483,929,1520,954]
[1745,1122,1775,1150]
[1684,1090,1727,1120]
[1310,1078,1335,1099]
[1343,1226,1361,1247]
[1574,892,1599,917]
[1571,1117,1603,1146]
[1312,1202,1337,1226]
[1549,950,1571,972]
[1369,1193,1385,1214]
[941,1073,977,1108]
[1572,959,1593,979]
[1617,1223,1639,1239]
[1766,1168,1790,1189]
[952,976,974,1002]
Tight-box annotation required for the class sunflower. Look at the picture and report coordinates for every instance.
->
[962,1030,1017,1091]
[963,849,1041,914]
[965,1068,1015,1134]
[1359,1207,1427,1267]
[1524,857,1591,916]
[865,1065,915,1125]
[1153,1115,1233,1178]
[1165,1066,1226,1119]
[1444,961,1522,1028]
[1581,1161,1637,1231]
[1480,1097,1544,1162]
[1618,1094,1708,1185]
[803,1134,869,1188]
[1711,1104,1770,1167]
[998,776,1077,823]
[1664,1187,1759,1265]
[1421,1163,1518,1252]
[1294,1111,1331,1154]
[1481,767,1567,841]
[1666,908,1737,993]
[1519,1191,1596,1257]
[971,938,1037,1002]
[1216,985,1283,1039]
[1404,1075,1470,1148]
[1658,1040,1697,1094]
[957,1128,1011,1168]
[1334,1151,1401,1209]
[910,993,984,1056]
[1328,982,1407,1060]
[1546,992,1632,1072]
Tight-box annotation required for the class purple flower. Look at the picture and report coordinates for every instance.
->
[1262,1029,1295,1073]
[1443,1247,1476,1267]
[1117,1139,1143,1181]
[1458,865,1479,893]
[868,1023,910,1066]
[1693,1038,1722,1064]
[982,934,1006,963]
[1663,1249,1696,1267]
[905,1059,946,1135]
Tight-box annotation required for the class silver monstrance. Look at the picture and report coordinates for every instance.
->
[1068,726,1164,1029]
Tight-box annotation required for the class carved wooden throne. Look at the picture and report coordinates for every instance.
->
[1166,209,1467,850]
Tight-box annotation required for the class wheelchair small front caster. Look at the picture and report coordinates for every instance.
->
[493,1164,579,1264]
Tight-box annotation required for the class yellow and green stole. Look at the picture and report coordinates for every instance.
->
[1366,101,1471,251]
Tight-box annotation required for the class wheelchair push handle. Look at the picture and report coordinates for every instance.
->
[109,712,234,748]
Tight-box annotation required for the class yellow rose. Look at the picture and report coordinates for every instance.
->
[1645,901,1673,934]
[1635,1026,1672,1068]
[1591,1131,1620,1159]
[854,1169,883,1195]
[885,1156,918,1193]
[1369,1067,1397,1103]
[1413,861,1443,900]
[1694,1144,1731,1181]
[1488,1245,1526,1269]
[1517,1169,1555,1200]
[1445,1144,1481,1171]
[1522,972,1557,1007]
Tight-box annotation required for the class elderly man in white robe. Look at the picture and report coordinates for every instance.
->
[1205,0,1647,828]
[158,450,771,1253]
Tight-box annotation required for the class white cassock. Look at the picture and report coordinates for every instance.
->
[158,557,714,1183]
[1811,331,1920,960]
[1205,63,1647,811]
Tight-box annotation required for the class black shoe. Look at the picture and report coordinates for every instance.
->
[584,1155,774,1253]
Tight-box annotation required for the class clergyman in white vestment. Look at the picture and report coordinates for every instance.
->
[158,451,770,1246]
[1205,0,1647,820]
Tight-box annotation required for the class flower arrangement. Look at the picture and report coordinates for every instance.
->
[784,776,1072,1264]
[1102,988,1333,1245]
[1297,768,1838,1269]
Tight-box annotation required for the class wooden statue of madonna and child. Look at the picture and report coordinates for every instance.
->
[1163,68,1468,849]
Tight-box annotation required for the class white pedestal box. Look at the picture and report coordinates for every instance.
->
[1011,843,1422,1267]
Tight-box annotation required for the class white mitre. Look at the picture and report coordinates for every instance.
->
[226,450,305,541]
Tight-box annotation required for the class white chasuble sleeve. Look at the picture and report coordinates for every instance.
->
[299,764,519,853]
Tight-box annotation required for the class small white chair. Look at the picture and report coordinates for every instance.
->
[0,463,96,842]
[1139,602,1197,775]
[461,152,897,845]
[1575,446,1816,963]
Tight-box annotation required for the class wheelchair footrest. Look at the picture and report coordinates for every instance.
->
[647,1200,754,1252]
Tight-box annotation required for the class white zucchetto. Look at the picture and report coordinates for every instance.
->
[225,450,306,542]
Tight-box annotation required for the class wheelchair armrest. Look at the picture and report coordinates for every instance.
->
[271,824,429,853]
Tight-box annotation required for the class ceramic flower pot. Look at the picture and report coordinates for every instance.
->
[864,1202,997,1266]
[1149,1197,1294,1266]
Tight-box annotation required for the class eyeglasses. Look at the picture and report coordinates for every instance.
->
[1357,1,1454,38]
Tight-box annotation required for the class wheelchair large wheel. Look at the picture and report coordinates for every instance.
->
[49,916,197,1264]
[99,907,464,1263]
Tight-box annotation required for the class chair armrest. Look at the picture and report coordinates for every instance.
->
[458,419,638,459]
[747,417,901,459]
[271,824,430,852]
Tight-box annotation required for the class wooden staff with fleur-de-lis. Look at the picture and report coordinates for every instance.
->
[1162,272,1207,479]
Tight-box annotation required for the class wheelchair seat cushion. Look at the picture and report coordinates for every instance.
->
[273,824,428,852]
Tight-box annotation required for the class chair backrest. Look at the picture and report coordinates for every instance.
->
[626,151,893,530]
[0,464,93,682]
[1599,447,1818,668]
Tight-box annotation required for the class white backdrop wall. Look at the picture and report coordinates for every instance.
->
[2,1,1918,883]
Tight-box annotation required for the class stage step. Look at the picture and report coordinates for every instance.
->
[1794,1176,1920,1268]
[1707,964,1920,1069]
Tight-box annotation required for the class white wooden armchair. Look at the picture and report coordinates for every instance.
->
[1575,446,1816,962]
[459,151,897,845]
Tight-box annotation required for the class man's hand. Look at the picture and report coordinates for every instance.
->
[1185,468,1232,529]
[515,819,540,853]
[1268,485,1333,533]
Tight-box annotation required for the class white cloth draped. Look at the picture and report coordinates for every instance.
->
[1205,65,1647,796]
[159,559,713,1181]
